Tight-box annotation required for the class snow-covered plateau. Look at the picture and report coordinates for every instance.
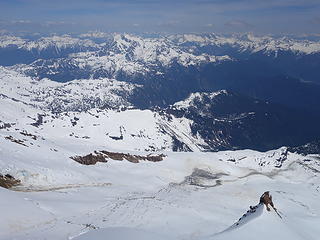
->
[0,67,320,240]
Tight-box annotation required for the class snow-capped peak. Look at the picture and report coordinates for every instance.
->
[0,35,27,48]
[173,90,229,110]
[172,33,320,55]
[24,35,98,51]
[0,34,99,52]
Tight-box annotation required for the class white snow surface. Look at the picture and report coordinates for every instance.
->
[0,66,210,152]
[0,144,319,240]
[0,66,138,111]
[0,87,319,239]
[0,66,320,240]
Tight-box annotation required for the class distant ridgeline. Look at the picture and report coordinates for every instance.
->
[1,33,320,152]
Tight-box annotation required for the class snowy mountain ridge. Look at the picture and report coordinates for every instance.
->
[7,33,231,81]
[0,35,99,51]
[173,33,320,55]
[173,90,229,110]
[2,33,320,55]
[2,32,320,88]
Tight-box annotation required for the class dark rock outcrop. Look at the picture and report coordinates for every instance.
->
[71,150,165,165]
[0,174,21,189]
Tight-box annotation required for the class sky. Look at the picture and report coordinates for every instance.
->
[0,0,320,35]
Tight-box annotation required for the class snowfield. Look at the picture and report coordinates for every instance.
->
[0,66,138,112]
[0,67,320,240]
[0,130,320,240]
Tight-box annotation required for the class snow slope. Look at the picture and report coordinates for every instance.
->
[0,66,138,112]
[1,86,320,239]
[0,54,320,240]
[1,81,320,239]
[0,148,319,240]
[0,66,211,153]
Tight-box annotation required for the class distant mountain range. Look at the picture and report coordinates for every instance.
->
[1,32,320,240]
[1,32,320,152]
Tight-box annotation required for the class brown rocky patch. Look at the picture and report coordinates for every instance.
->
[100,150,165,163]
[70,153,107,165]
[0,174,21,189]
[71,151,165,165]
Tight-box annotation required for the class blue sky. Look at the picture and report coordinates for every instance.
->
[0,0,319,35]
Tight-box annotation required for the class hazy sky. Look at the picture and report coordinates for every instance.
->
[0,0,319,35]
